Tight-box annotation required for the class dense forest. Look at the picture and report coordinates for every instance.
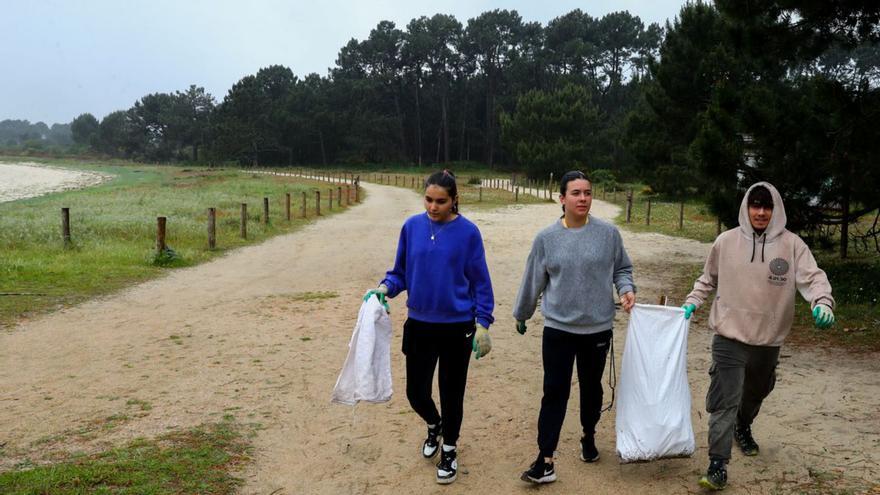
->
[3,1,879,254]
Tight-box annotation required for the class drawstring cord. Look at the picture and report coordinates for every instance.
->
[761,234,766,262]
[601,336,616,413]
[750,232,757,263]
[750,231,767,263]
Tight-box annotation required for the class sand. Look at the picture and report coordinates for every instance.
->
[0,181,877,494]
[0,162,110,203]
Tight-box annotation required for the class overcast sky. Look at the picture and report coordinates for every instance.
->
[1,0,688,125]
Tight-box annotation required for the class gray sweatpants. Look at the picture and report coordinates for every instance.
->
[706,334,780,461]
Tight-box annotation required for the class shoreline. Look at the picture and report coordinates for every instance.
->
[0,162,112,203]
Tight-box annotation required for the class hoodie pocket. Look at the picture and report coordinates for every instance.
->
[717,303,776,343]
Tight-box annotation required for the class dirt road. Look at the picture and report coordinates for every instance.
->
[1,181,877,493]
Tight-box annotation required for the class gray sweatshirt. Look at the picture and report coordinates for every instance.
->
[513,217,636,334]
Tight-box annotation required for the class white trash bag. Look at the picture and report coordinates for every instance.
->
[331,296,393,405]
[616,303,695,462]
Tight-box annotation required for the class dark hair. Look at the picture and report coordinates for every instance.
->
[425,169,459,213]
[747,185,773,209]
[559,170,590,196]
[559,170,590,214]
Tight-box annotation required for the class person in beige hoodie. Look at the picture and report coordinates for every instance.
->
[681,182,835,490]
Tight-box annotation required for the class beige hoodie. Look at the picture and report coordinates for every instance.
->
[685,182,834,346]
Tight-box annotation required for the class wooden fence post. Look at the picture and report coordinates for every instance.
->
[626,190,633,223]
[479,186,483,202]
[355,177,360,202]
[207,207,216,249]
[679,202,685,230]
[301,192,307,218]
[337,186,342,207]
[285,193,291,221]
[328,188,333,211]
[61,207,71,248]
[316,191,321,216]
[345,185,351,205]
[156,217,167,253]
[646,199,652,226]
[515,186,519,202]
[263,197,269,225]
[240,203,247,239]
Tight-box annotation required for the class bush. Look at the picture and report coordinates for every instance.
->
[590,169,618,189]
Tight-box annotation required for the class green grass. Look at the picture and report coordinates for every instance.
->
[0,418,252,495]
[606,179,880,351]
[0,158,360,328]
[595,182,722,243]
[260,166,550,210]
[789,254,880,352]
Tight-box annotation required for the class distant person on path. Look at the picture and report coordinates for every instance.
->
[363,170,495,485]
[513,170,636,484]
[682,182,835,491]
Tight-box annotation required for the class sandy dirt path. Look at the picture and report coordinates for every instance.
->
[1,181,877,494]
[0,162,110,202]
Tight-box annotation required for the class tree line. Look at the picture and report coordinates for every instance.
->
[8,2,880,256]
[66,9,661,171]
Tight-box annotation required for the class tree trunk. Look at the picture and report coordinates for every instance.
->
[485,73,495,168]
[442,90,449,163]
[459,82,468,161]
[394,88,407,160]
[435,126,442,163]
[841,160,853,259]
[415,75,423,166]
[318,130,327,166]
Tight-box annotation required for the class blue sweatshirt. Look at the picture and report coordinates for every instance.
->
[381,213,495,329]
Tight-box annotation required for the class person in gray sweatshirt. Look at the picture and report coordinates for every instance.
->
[513,170,636,484]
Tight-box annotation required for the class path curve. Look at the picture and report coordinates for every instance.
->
[0,181,877,494]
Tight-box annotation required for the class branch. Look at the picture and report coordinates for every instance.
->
[818,205,880,224]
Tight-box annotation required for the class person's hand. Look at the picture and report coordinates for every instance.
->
[620,291,635,312]
[812,304,835,329]
[682,303,696,320]
[472,324,492,359]
[516,320,527,335]
[363,284,389,312]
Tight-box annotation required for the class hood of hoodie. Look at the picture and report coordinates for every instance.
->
[738,181,787,242]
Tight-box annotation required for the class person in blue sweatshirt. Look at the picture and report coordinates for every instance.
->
[363,170,495,485]
[513,170,636,484]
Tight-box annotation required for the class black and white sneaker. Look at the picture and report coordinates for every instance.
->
[436,445,457,484]
[521,455,557,484]
[422,422,441,458]
[580,435,600,462]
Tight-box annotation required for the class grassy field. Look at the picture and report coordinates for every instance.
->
[0,416,253,495]
[596,181,880,351]
[261,166,550,210]
[0,158,358,328]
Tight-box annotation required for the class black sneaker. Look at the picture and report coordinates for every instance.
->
[698,459,727,491]
[422,422,441,458]
[734,424,759,456]
[580,436,599,462]
[521,455,557,484]
[436,446,457,484]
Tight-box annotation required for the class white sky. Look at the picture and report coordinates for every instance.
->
[0,0,688,125]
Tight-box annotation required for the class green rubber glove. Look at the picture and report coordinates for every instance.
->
[812,304,834,329]
[472,324,491,359]
[682,303,696,320]
[516,320,527,335]
[363,284,390,312]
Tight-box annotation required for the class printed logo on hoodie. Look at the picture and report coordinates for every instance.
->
[768,258,790,286]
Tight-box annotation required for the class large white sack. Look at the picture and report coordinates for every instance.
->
[331,296,393,405]
[616,303,695,462]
